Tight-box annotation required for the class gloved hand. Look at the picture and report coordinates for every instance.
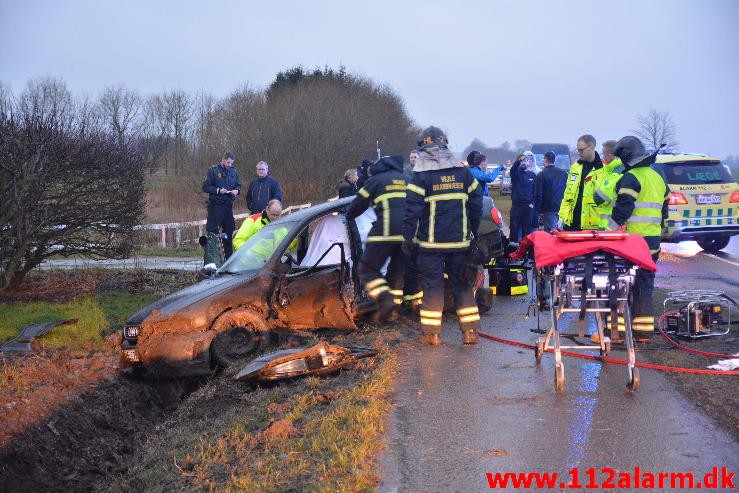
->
[556,218,564,230]
[498,164,505,172]
[401,238,415,257]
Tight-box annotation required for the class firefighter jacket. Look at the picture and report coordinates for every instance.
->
[202,164,241,205]
[403,146,483,252]
[593,157,624,229]
[233,212,270,251]
[558,154,605,229]
[346,156,407,243]
[606,161,669,254]
[533,165,568,213]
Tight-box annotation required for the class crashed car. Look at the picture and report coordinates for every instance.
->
[120,198,364,377]
[118,196,502,377]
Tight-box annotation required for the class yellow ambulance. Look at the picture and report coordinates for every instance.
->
[654,154,739,252]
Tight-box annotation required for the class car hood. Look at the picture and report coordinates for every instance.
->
[126,270,260,325]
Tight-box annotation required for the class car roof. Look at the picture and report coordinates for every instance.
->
[655,154,720,164]
[273,196,352,226]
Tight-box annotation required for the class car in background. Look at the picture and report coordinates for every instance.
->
[653,154,739,252]
[531,143,572,171]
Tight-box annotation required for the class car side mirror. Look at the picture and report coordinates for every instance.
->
[201,263,217,276]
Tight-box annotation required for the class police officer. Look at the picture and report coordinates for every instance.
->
[202,151,241,259]
[593,140,625,229]
[403,126,483,345]
[558,134,606,230]
[604,136,669,342]
[346,155,407,322]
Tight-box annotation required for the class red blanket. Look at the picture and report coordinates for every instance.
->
[509,231,657,272]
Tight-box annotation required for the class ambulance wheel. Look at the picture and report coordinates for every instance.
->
[555,365,564,393]
[627,367,640,392]
[535,338,544,364]
[696,235,730,253]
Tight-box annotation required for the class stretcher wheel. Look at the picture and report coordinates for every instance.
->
[555,364,564,393]
[535,338,544,364]
[627,367,640,392]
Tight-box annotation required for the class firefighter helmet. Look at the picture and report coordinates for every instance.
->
[418,126,449,148]
[614,136,646,168]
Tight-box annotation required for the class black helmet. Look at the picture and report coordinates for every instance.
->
[418,126,449,148]
[614,135,646,168]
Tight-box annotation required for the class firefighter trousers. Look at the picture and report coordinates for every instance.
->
[358,242,405,305]
[417,251,480,334]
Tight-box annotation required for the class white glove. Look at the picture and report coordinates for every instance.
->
[556,218,564,230]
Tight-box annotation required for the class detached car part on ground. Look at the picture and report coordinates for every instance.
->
[654,154,739,252]
[118,197,502,377]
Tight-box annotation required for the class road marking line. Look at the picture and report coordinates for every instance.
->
[700,252,739,268]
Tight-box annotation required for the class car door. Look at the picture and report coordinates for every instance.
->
[272,213,357,329]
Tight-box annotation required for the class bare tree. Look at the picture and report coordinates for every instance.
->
[633,109,679,153]
[98,84,144,144]
[15,77,75,130]
[0,111,146,291]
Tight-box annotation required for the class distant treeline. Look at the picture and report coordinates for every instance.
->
[0,66,419,206]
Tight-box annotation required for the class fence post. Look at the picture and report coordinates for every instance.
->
[175,226,181,247]
[160,226,167,248]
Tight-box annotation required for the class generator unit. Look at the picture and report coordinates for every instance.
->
[663,290,733,339]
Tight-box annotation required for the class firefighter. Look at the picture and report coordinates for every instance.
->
[346,155,407,323]
[593,140,625,229]
[601,135,669,342]
[558,134,606,231]
[403,126,483,345]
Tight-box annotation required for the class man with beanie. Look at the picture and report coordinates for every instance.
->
[356,158,374,189]
[534,151,567,231]
[246,161,282,214]
[346,156,407,323]
[202,151,241,259]
[403,126,483,345]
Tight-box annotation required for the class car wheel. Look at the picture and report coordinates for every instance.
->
[210,308,272,368]
[696,236,730,253]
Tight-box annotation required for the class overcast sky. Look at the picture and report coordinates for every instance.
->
[2,0,738,158]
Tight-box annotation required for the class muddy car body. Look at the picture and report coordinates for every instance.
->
[119,198,364,377]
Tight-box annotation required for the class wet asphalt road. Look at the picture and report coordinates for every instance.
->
[379,238,739,493]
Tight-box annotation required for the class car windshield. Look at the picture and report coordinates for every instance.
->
[655,161,735,185]
[218,219,300,274]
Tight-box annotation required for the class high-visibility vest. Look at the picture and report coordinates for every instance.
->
[621,166,667,239]
[595,158,624,229]
[558,161,607,229]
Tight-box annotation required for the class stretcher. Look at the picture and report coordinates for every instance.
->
[511,231,657,393]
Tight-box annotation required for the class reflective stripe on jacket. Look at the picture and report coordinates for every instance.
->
[404,167,482,252]
[558,160,607,229]
[594,158,624,228]
[607,165,668,254]
[346,160,407,243]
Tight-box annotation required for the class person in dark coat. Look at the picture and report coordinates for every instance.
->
[202,151,241,259]
[355,158,374,189]
[509,153,537,241]
[245,160,282,213]
[337,168,359,198]
[346,155,407,322]
[534,151,567,231]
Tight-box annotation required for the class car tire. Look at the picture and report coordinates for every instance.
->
[696,235,730,253]
[210,308,272,368]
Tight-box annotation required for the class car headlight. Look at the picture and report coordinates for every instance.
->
[123,325,140,338]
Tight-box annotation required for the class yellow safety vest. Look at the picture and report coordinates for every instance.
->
[559,161,608,229]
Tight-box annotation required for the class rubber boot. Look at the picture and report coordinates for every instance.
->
[462,329,479,345]
[418,328,441,346]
